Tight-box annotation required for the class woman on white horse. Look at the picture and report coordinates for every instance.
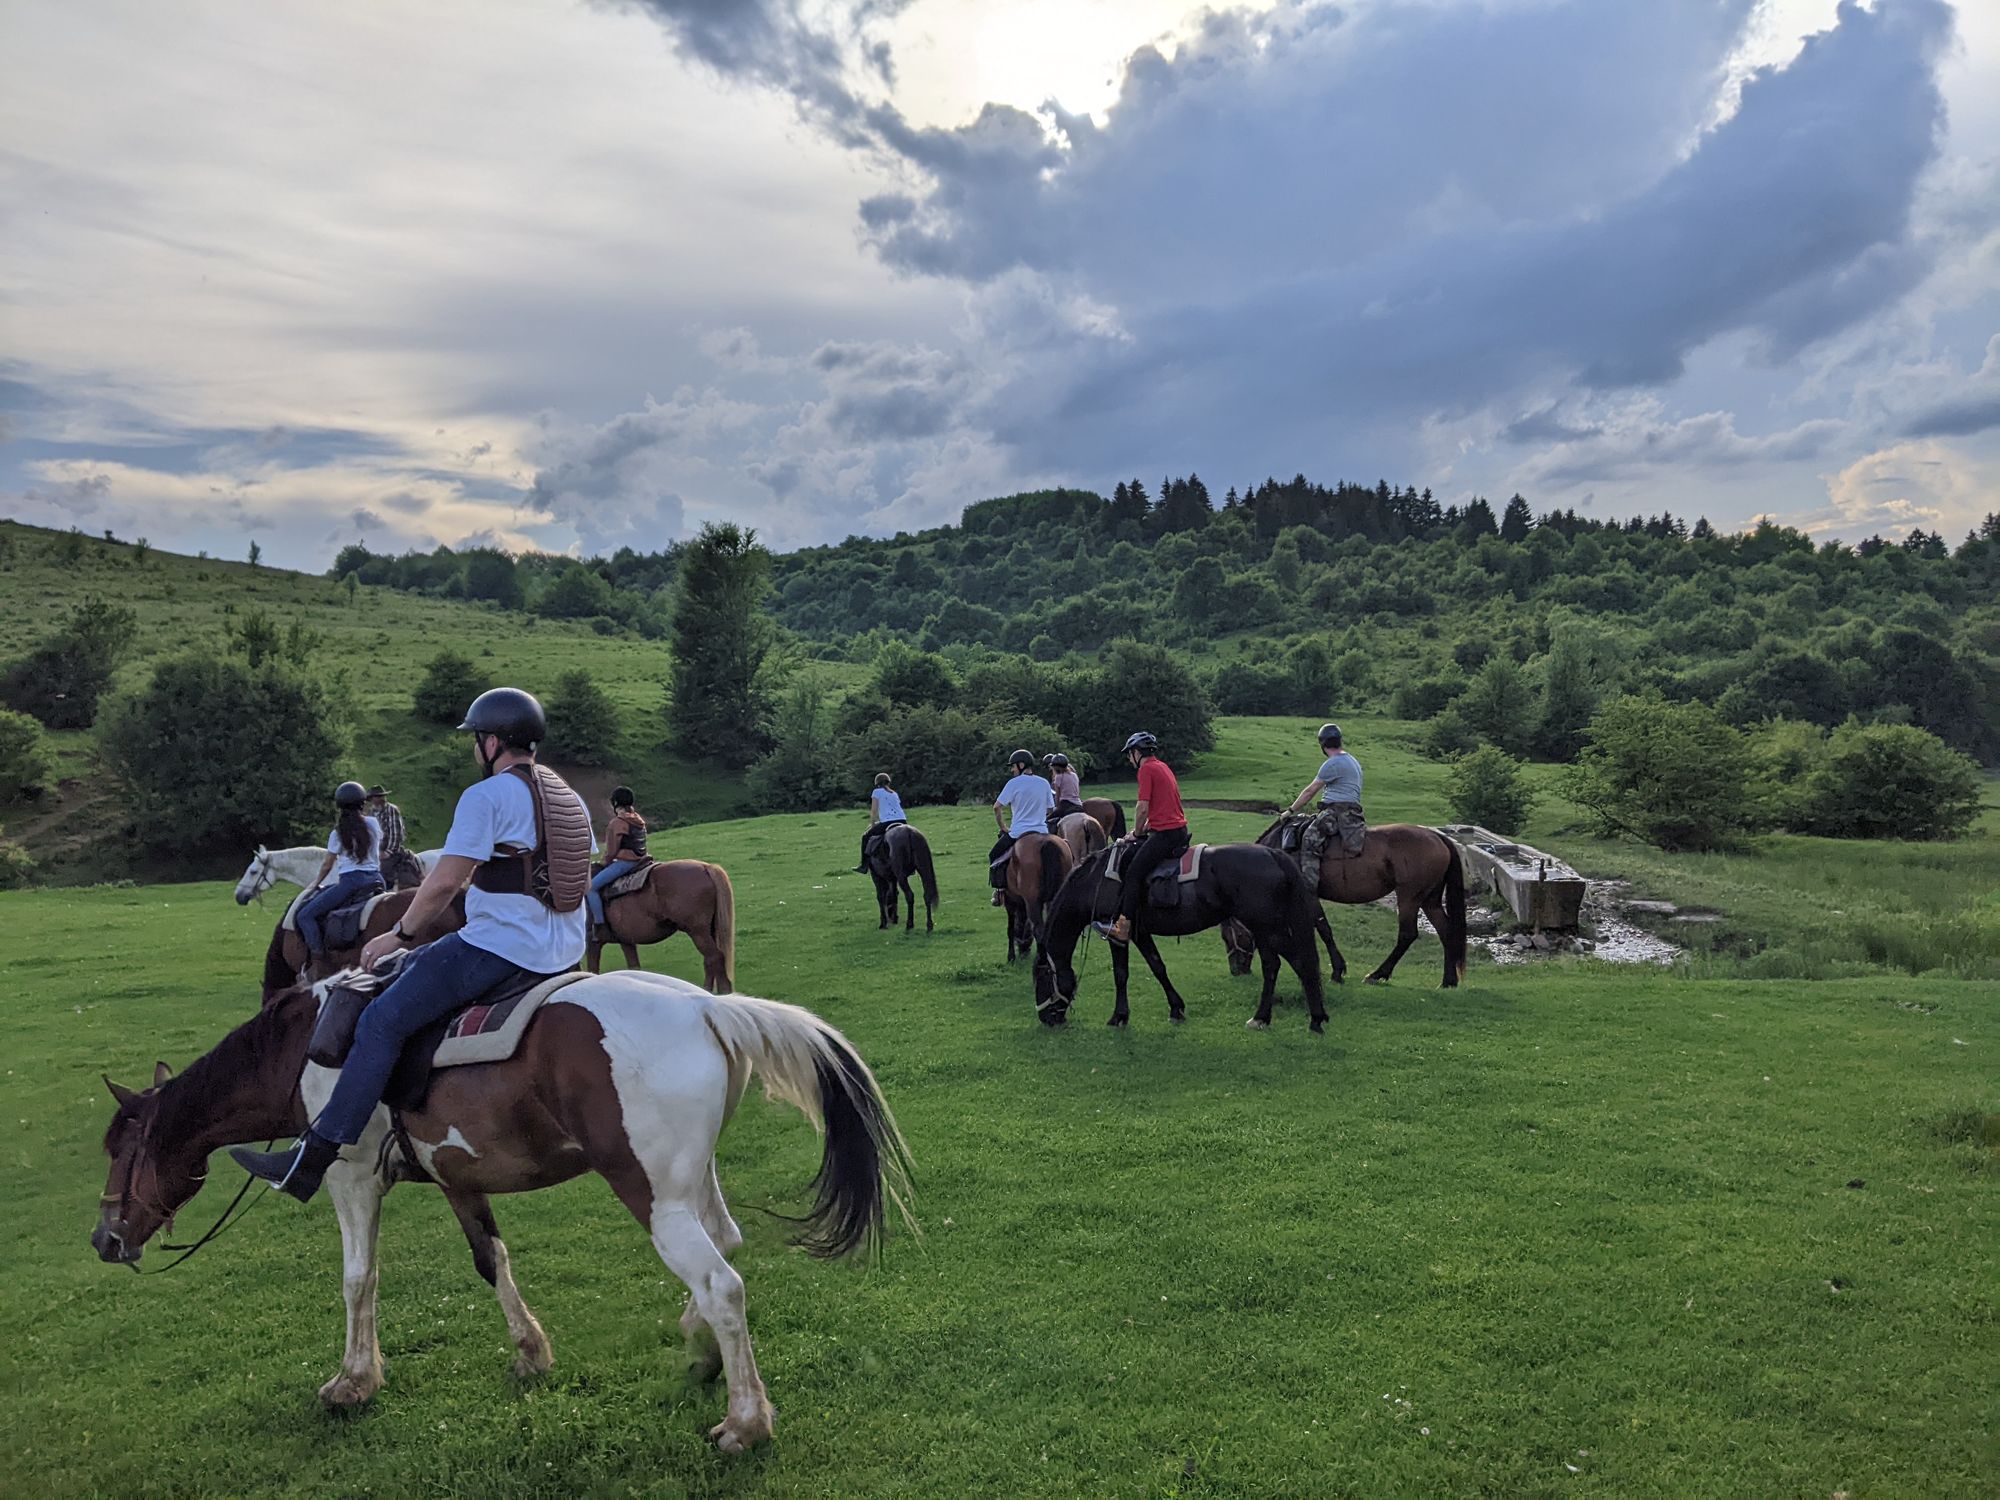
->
[293,782,385,962]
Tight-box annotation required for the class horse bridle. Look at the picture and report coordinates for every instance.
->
[100,1116,267,1275]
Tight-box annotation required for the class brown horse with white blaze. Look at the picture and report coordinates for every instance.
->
[92,969,910,1453]
[1220,817,1467,988]
[588,859,736,991]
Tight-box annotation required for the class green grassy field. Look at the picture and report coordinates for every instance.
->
[4,778,1995,1497]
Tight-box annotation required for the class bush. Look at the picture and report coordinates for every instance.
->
[1563,692,1751,851]
[0,709,56,801]
[1744,718,1826,831]
[0,835,36,890]
[1444,745,1537,834]
[1458,655,1538,756]
[869,642,958,710]
[1422,706,1480,761]
[1066,640,1214,771]
[747,675,852,810]
[413,650,491,726]
[1389,670,1465,722]
[99,653,347,856]
[838,703,1065,806]
[543,669,621,766]
[1,597,139,729]
[1797,721,1982,840]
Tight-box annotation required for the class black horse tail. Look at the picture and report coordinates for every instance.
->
[1111,802,1128,838]
[1441,836,1467,984]
[1284,855,1324,990]
[1037,838,1068,926]
[261,920,294,1003]
[913,833,939,914]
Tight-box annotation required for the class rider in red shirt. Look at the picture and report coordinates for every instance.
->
[1103,730,1190,944]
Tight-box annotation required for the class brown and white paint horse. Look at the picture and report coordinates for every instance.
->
[588,859,737,991]
[93,971,910,1453]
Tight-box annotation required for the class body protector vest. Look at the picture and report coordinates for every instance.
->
[470,763,593,913]
[609,812,650,862]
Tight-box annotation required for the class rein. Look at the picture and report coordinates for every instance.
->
[103,1124,274,1275]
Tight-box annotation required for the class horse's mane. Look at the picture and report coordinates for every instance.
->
[146,989,313,1150]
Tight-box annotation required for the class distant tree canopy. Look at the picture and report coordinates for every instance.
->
[1,597,139,730]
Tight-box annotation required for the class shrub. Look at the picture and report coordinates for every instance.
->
[413,650,491,726]
[0,835,35,889]
[534,564,615,620]
[747,675,851,810]
[1389,670,1464,722]
[0,709,56,801]
[869,642,959,710]
[1458,655,1539,756]
[1798,721,1982,840]
[543,669,621,766]
[1422,706,1480,761]
[1065,640,1214,770]
[1744,718,1826,831]
[1,597,139,729]
[1563,692,1751,851]
[1444,745,1538,834]
[838,704,1065,806]
[99,653,346,856]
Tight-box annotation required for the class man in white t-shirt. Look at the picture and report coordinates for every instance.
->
[988,748,1055,905]
[234,686,589,1203]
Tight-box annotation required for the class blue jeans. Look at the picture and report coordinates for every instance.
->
[314,933,530,1145]
[296,871,384,955]
[588,859,644,924]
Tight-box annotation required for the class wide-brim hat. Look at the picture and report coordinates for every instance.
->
[366,785,391,797]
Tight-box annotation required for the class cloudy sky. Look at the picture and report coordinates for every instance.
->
[3,0,1997,567]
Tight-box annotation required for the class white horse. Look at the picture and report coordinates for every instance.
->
[233,844,442,905]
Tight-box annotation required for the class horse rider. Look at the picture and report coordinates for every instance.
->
[989,748,1055,907]
[234,687,591,1202]
[1288,722,1366,894]
[589,785,650,932]
[365,784,423,890]
[1100,731,1189,944]
[295,782,385,971]
[854,772,907,873]
[1045,752,1084,821]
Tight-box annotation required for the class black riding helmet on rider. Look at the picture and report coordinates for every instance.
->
[334,780,368,809]
[1318,722,1342,750]
[1044,752,1070,770]
[1008,748,1035,772]
[459,687,548,777]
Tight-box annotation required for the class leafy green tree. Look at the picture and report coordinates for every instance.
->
[534,564,615,620]
[1070,641,1214,770]
[1744,718,1825,831]
[1422,705,1480,761]
[247,540,262,567]
[1445,745,1537,833]
[0,709,56,801]
[463,549,525,609]
[544,669,621,766]
[1458,655,1538,756]
[99,653,346,856]
[869,642,958,710]
[1797,722,1981,840]
[747,674,850,810]
[668,522,773,766]
[412,649,491,725]
[1,597,139,729]
[1562,693,1750,851]
[1534,625,1612,760]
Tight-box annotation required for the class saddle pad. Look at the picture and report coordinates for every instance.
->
[281,886,391,934]
[432,970,592,1068]
[1165,844,1205,882]
[606,860,655,900]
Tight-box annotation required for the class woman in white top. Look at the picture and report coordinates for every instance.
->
[295,780,385,957]
[855,772,908,872]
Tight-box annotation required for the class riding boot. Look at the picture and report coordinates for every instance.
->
[231,1128,343,1203]
[1105,915,1133,944]
[990,890,1005,907]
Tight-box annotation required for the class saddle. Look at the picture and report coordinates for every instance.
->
[1104,842,1206,909]
[1275,817,1305,854]
[283,886,391,950]
[598,858,655,904]
[305,954,589,1112]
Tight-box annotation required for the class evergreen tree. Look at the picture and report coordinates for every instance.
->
[668,522,774,766]
[1499,494,1534,543]
[1460,497,1498,539]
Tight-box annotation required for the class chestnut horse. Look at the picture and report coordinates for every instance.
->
[588,859,736,991]
[260,888,466,1004]
[1002,830,1073,963]
[1056,811,1108,865]
[1219,816,1467,988]
[1081,797,1126,840]
[92,970,910,1453]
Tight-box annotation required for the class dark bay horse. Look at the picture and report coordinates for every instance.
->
[1036,843,1328,1030]
[1003,831,1073,963]
[867,824,939,932]
[1082,797,1126,840]
[93,970,910,1453]
[1219,817,1467,988]
[589,859,737,991]
[261,888,465,1004]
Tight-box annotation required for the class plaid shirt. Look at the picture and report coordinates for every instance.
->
[374,801,407,856]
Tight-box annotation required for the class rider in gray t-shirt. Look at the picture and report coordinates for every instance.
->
[1287,723,1368,890]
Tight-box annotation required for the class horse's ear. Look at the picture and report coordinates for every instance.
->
[256,844,267,856]
[104,1075,139,1108]
[153,1061,173,1087]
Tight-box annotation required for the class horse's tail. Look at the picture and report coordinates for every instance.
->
[1037,837,1068,929]
[912,833,939,913]
[700,994,914,1258]
[704,862,737,993]
[260,920,294,1003]
[1440,835,1468,983]
[1111,802,1127,838]
[1283,852,1323,989]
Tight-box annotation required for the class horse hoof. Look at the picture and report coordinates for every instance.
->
[1310,1019,1326,1035]
[710,1409,774,1453]
[1364,975,1386,986]
[318,1369,382,1408]
[1170,1012,1186,1025]
[1106,1015,1127,1028]
[1244,1018,1270,1030]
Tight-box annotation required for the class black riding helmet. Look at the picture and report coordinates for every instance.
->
[1318,722,1343,749]
[1045,752,1070,769]
[460,687,547,776]
[1008,748,1035,770]
[334,780,368,809]
[611,785,636,808]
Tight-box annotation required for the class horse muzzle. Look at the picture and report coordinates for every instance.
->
[92,1220,141,1267]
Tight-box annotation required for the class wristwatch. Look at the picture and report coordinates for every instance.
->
[390,922,415,942]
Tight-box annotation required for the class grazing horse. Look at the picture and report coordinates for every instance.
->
[1036,843,1328,1031]
[1219,817,1467,988]
[1081,797,1126,840]
[92,970,911,1453]
[235,845,442,905]
[1056,810,1107,865]
[867,824,939,933]
[588,860,737,992]
[260,888,465,1003]
[1002,831,1073,963]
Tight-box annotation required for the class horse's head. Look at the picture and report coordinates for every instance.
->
[234,846,274,906]
[1033,944,1074,1026]
[92,1064,203,1268]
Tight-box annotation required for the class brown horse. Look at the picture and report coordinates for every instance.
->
[1003,831,1073,962]
[1082,796,1126,840]
[92,969,910,1452]
[1220,816,1467,987]
[588,859,737,992]
[1056,810,1107,865]
[260,888,466,1004]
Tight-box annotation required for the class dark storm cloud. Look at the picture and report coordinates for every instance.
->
[1902,393,2000,437]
